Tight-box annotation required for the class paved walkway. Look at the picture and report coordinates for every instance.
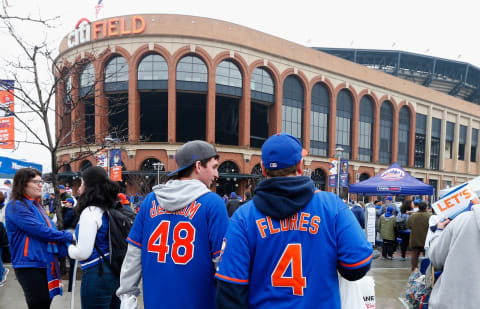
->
[0,255,413,308]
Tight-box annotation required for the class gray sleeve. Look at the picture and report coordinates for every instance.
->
[428,228,452,269]
[116,244,142,301]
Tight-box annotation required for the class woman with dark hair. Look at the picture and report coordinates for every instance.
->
[396,199,413,260]
[5,168,74,308]
[68,166,121,308]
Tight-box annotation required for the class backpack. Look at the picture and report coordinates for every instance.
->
[396,214,408,231]
[95,203,136,275]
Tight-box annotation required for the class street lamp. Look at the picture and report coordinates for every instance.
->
[152,162,164,185]
[104,135,114,177]
[335,147,344,197]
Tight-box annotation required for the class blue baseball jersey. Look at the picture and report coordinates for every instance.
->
[127,191,229,308]
[215,191,373,308]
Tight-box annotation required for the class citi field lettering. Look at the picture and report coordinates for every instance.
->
[256,212,321,238]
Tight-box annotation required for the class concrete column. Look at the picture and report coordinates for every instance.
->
[167,60,176,143]
[269,79,282,136]
[372,101,380,163]
[328,92,337,158]
[239,73,251,147]
[206,67,216,144]
[408,107,416,167]
[94,60,108,143]
[391,104,399,164]
[425,106,432,169]
[303,85,312,150]
[128,59,140,142]
[351,94,359,160]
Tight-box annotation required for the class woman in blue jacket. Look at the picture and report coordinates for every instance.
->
[5,168,74,308]
[68,166,121,309]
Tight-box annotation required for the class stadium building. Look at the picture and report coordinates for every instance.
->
[55,14,480,198]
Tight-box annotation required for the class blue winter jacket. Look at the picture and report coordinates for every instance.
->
[5,197,73,268]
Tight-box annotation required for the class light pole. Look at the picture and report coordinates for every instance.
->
[152,162,164,185]
[335,147,344,197]
[104,135,114,177]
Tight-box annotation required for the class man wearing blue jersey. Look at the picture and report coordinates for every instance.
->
[215,133,373,308]
[117,140,229,308]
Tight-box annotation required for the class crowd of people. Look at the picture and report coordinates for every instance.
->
[0,133,478,308]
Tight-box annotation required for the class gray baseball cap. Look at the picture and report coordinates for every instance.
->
[167,140,217,177]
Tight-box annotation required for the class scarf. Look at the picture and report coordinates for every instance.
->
[29,199,63,299]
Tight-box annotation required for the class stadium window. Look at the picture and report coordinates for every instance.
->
[379,101,393,164]
[335,89,353,159]
[458,125,467,161]
[472,128,478,163]
[415,114,426,168]
[250,67,274,148]
[310,83,330,157]
[358,96,373,162]
[398,106,410,167]
[445,122,455,159]
[282,75,304,142]
[430,118,441,170]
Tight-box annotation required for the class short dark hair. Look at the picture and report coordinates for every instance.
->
[264,164,297,177]
[176,155,219,179]
[401,199,413,214]
[417,201,427,211]
[11,168,42,201]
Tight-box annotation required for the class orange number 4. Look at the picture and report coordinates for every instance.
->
[271,243,306,296]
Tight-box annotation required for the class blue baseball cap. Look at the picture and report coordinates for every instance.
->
[58,185,66,190]
[4,180,11,184]
[414,198,422,205]
[65,198,75,204]
[261,133,307,170]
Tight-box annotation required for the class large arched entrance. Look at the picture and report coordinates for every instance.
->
[311,168,327,191]
[216,161,240,197]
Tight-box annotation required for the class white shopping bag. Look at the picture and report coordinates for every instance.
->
[339,275,375,309]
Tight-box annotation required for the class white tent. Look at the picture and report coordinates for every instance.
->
[438,176,480,198]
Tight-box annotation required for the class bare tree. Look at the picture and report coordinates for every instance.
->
[0,5,128,228]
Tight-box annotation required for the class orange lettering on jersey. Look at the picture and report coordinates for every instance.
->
[267,216,280,234]
[256,218,267,238]
[298,212,310,232]
[150,200,157,218]
[309,216,321,234]
[178,207,186,216]
[280,218,289,231]
[185,201,201,219]
[289,213,298,230]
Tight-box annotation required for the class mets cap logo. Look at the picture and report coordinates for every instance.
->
[380,168,405,180]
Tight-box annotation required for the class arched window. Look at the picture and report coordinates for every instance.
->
[218,161,239,174]
[359,173,370,182]
[104,56,128,92]
[336,89,353,159]
[359,96,374,161]
[80,160,93,171]
[176,55,207,91]
[63,74,72,106]
[251,164,263,176]
[140,158,164,171]
[311,168,326,191]
[79,62,95,96]
[398,106,411,167]
[251,67,274,103]
[282,75,304,141]
[216,60,242,96]
[310,83,329,156]
[137,54,168,90]
[379,101,393,164]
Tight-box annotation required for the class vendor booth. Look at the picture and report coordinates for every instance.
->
[349,163,433,196]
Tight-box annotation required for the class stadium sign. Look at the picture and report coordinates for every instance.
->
[67,16,146,48]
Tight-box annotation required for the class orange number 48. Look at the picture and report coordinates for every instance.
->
[271,243,306,296]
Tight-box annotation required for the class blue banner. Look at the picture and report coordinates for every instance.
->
[0,156,42,178]
[110,149,122,167]
[340,159,349,188]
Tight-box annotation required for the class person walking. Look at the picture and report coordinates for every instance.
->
[396,200,413,260]
[428,205,480,308]
[351,202,365,229]
[226,192,242,217]
[407,201,431,271]
[116,140,229,308]
[67,166,122,309]
[378,206,396,259]
[5,168,74,308]
[215,133,372,308]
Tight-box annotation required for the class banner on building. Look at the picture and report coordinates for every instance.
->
[0,80,15,149]
[328,158,338,187]
[96,149,108,170]
[110,149,122,181]
[340,159,349,188]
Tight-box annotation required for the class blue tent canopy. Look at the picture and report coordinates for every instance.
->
[349,163,433,196]
[0,156,43,178]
